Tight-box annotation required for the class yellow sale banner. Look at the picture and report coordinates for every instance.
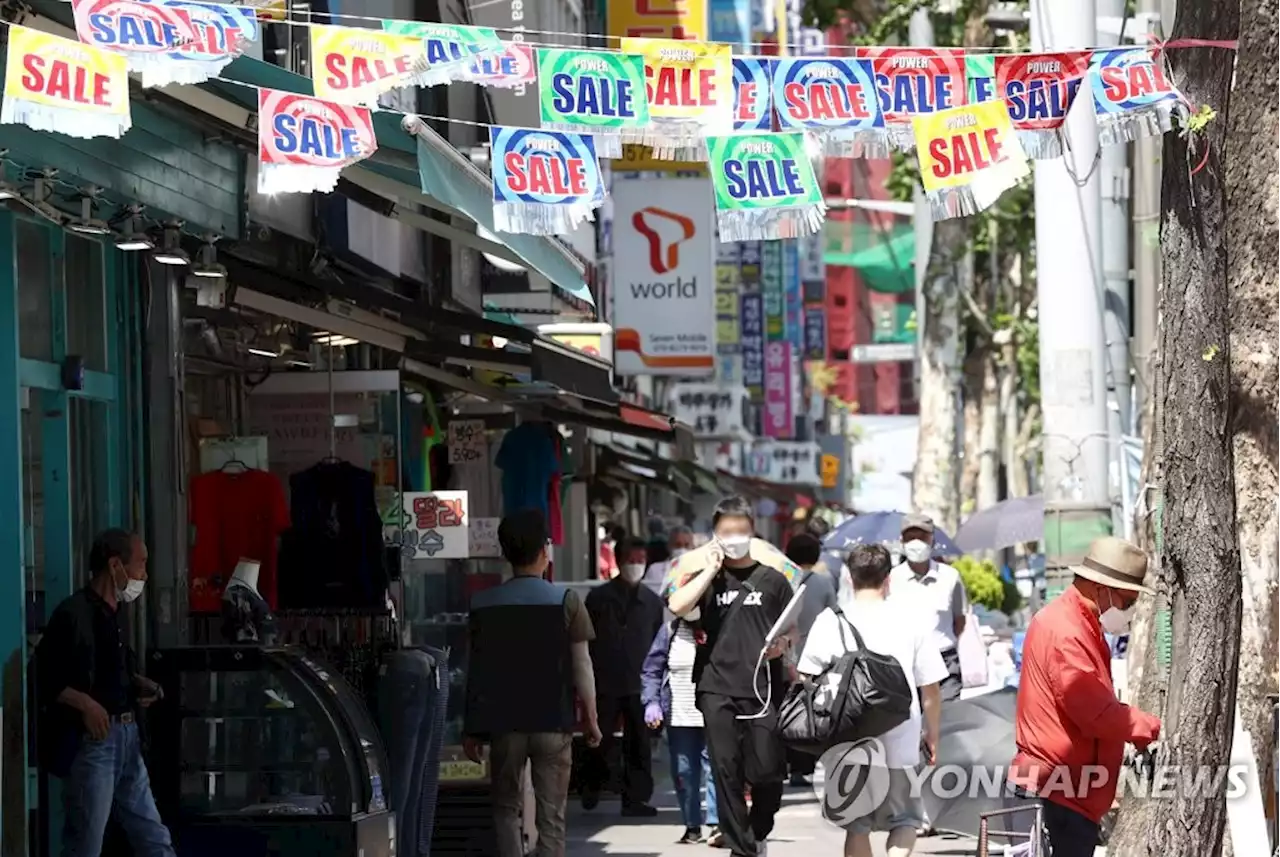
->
[1,25,130,139]
[608,0,708,41]
[912,99,1029,219]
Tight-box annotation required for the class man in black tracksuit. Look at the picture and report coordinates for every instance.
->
[667,497,793,857]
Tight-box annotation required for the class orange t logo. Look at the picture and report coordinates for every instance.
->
[632,208,696,274]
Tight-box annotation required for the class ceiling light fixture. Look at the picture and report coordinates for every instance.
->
[247,346,280,358]
[67,190,111,236]
[115,207,154,251]
[153,223,190,266]
[192,237,227,278]
[312,332,359,348]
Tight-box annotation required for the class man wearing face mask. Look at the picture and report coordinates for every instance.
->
[889,513,967,703]
[643,525,695,591]
[1008,537,1162,857]
[667,497,797,857]
[34,529,175,857]
[582,538,665,816]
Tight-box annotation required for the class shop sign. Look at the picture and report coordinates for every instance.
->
[784,240,802,351]
[746,440,823,485]
[804,306,826,361]
[763,341,793,439]
[612,175,717,376]
[716,238,741,265]
[715,441,743,476]
[666,382,750,439]
[821,453,840,489]
[762,240,784,341]
[399,491,469,559]
[740,240,762,290]
[800,231,825,283]
[607,0,708,40]
[468,517,502,557]
[448,419,488,465]
[715,264,741,354]
[740,292,765,399]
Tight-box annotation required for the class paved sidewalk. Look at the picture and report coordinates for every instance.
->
[565,783,980,857]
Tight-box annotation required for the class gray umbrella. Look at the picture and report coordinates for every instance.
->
[954,495,1045,553]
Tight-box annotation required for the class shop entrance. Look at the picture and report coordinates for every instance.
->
[0,211,140,856]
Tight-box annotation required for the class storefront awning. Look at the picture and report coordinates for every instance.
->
[824,221,916,294]
[677,461,721,495]
[544,400,692,447]
[595,444,693,496]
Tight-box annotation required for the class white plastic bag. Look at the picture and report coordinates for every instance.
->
[958,610,989,688]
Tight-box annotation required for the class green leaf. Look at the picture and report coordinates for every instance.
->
[1202,344,1220,361]
[1183,104,1217,136]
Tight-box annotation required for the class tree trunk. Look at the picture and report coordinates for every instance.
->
[977,347,1001,510]
[960,345,986,512]
[1112,1,1243,854]
[1224,0,1280,844]
[999,339,1019,497]
[912,217,966,533]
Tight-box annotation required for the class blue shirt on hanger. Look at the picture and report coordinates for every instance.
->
[495,423,560,520]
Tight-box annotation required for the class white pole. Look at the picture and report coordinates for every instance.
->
[1031,0,1109,509]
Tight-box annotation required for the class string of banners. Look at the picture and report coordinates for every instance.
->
[0,1,1187,234]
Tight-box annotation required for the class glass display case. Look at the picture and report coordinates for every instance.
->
[146,646,394,857]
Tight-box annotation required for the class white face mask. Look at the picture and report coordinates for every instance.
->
[1099,591,1135,635]
[619,563,646,583]
[903,539,932,564]
[670,547,690,560]
[118,578,145,603]
[718,534,751,560]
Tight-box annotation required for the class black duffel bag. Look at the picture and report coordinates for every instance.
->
[779,606,913,755]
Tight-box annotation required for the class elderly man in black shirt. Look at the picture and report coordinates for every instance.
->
[34,529,174,857]
[582,537,665,817]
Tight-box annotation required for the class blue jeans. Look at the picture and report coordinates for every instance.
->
[668,726,718,829]
[62,720,175,857]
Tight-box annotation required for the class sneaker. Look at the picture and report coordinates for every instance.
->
[677,827,703,844]
[621,802,659,817]
[580,788,599,811]
[706,827,725,848]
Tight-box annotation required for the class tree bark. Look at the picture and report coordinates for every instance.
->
[912,217,965,533]
[977,347,1001,510]
[960,345,986,511]
[1112,1,1243,854]
[1224,0,1280,843]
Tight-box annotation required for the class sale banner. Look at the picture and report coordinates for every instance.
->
[1089,47,1184,145]
[309,24,430,107]
[257,88,377,195]
[1,25,131,139]
[994,51,1091,158]
[464,41,536,90]
[772,57,886,156]
[913,99,1029,220]
[489,127,605,235]
[537,49,650,158]
[72,0,259,87]
[732,56,772,132]
[607,0,707,41]
[705,133,824,241]
[620,37,733,157]
[966,54,996,104]
[382,20,503,86]
[860,46,967,149]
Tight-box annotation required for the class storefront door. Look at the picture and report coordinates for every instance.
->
[0,211,140,855]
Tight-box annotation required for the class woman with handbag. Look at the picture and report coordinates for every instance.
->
[795,544,947,857]
[641,612,720,844]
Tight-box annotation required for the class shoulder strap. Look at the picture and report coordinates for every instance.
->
[830,605,869,653]
[799,569,815,588]
[719,565,769,630]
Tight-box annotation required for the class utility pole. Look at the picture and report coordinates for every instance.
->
[910,7,934,390]
[1097,0,1132,540]
[1031,0,1111,595]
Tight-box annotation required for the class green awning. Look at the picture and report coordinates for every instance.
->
[211,57,594,309]
[824,221,916,295]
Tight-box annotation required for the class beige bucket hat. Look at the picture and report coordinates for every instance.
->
[1070,536,1154,595]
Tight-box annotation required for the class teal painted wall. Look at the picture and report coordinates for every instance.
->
[0,61,243,238]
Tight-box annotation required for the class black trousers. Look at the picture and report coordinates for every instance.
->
[583,694,653,804]
[1042,800,1101,857]
[699,693,785,857]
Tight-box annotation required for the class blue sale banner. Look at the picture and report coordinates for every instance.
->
[710,0,751,49]
[762,241,785,341]
[784,239,802,350]
[741,293,765,398]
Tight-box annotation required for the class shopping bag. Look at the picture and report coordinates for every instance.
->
[958,609,989,688]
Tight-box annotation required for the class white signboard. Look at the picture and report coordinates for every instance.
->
[667,383,750,439]
[714,442,744,477]
[401,491,469,559]
[448,419,488,465]
[612,176,716,376]
[851,343,918,363]
[468,517,501,558]
[744,441,823,486]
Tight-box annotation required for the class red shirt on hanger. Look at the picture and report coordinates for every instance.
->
[189,469,290,613]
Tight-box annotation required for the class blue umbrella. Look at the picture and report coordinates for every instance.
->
[823,510,962,557]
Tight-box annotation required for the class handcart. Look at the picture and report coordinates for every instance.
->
[977,803,1049,857]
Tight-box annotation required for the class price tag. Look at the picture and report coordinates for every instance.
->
[448,419,488,465]
[468,517,501,558]
[439,759,487,782]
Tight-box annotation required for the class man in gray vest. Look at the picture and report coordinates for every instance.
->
[464,509,602,857]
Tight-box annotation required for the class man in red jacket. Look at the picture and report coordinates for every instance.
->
[1009,536,1162,857]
